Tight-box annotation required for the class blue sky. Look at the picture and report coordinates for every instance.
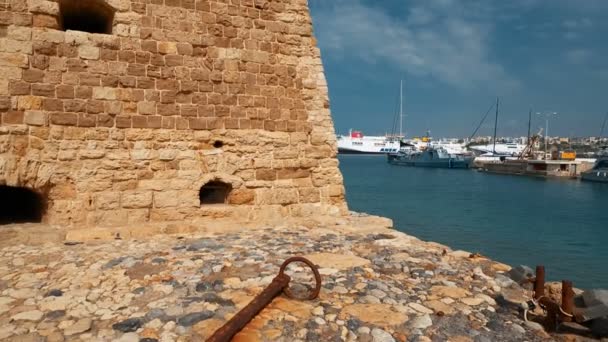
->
[308,0,608,138]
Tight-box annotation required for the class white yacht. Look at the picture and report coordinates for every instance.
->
[432,140,468,155]
[469,143,526,156]
[400,138,469,156]
[337,130,400,154]
[468,98,526,157]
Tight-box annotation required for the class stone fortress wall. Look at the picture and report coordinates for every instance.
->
[0,0,347,227]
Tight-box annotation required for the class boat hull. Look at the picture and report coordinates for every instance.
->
[469,143,526,156]
[388,155,472,169]
[581,170,608,183]
[337,132,400,155]
[338,148,390,155]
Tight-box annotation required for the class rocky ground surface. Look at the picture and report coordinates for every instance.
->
[0,216,596,342]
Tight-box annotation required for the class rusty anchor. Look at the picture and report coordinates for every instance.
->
[206,256,322,342]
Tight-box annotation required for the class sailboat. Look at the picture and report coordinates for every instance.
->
[386,81,473,169]
[595,112,608,158]
[581,112,608,183]
[468,98,526,158]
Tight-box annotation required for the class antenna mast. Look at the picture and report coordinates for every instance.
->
[399,79,403,137]
[493,97,499,155]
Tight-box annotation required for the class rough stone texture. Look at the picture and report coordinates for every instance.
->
[0,215,551,341]
[0,0,347,227]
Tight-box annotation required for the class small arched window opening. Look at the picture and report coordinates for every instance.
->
[199,181,232,205]
[0,185,46,225]
[59,0,115,34]
[213,140,224,149]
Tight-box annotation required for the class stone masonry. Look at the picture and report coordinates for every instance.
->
[0,0,348,227]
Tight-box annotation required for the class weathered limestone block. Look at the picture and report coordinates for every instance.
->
[130,149,157,160]
[121,191,153,209]
[114,12,141,24]
[27,0,59,16]
[0,0,348,227]
[78,46,100,60]
[92,87,118,101]
[79,149,106,160]
[8,26,33,41]
[127,209,149,224]
[298,188,320,203]
[106,0,131,11]
[153,191,181,208]
[87,210,128,226]
[95,192,120,210]
[227,189,255,205]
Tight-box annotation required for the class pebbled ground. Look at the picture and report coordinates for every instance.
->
[1,220,554,342]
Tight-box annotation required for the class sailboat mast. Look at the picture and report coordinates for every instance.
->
[600,112,608,138]
[399,80,403,137]
[527,108,532,144]
[493,97,499,154]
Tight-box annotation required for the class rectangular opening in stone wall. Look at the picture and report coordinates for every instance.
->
[0,185,46,225]
[59,0,115,34]
[199,181,232,205]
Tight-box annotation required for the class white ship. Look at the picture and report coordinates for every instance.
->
[469,143,526,156]
[337,130,400,154]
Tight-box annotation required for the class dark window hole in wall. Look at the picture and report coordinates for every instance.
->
[0,185,46,225]
[199,181,232,205]
[213,140,224,148]
[59,0,115,34]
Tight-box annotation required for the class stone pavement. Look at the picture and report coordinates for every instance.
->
[1,217,556,341]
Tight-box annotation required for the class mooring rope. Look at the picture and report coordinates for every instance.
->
[522,294,574,323]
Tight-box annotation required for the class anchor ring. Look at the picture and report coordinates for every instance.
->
[278,256,322,300]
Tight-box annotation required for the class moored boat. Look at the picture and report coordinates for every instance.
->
[581,147,608,183]
[388,146,473,169]
[581,159,608,183]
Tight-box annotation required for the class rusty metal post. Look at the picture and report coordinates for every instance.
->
[206,273,290,342]
[534,265,545,299]
[206,257,322,342]
[561,280,574,322]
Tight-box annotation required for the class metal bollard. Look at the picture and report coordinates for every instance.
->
[561,280,574,322]
[206,256,322,342]
[532,266,579,330]
[534,265,545,299]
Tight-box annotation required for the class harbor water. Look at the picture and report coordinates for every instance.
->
[339,155,608,290]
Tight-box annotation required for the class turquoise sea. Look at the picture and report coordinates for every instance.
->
[339,155,608,290]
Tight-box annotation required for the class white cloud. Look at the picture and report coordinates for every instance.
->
[560,18,593,41]
[310,0,519,91]
[563,18,593,29]
[597,70,608,80]
[514,24,528,31]
[563,31,579,40]
[565,49,593,64]
[407,7,434,26]
[563,20,577,29]
[518,0,608,13]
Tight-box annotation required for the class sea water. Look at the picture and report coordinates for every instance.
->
[339,155,608,289]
